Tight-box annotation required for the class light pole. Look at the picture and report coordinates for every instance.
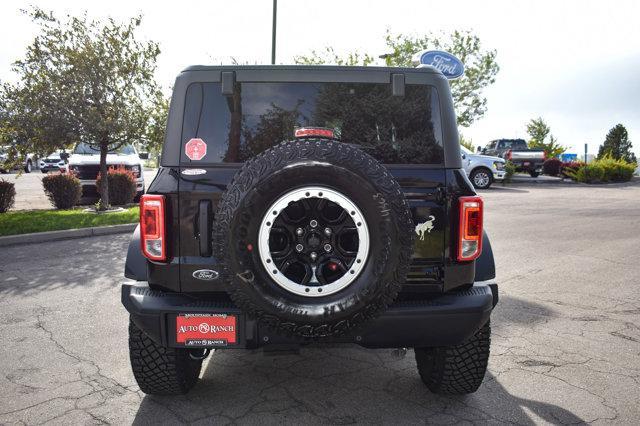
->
[271,0,277,65]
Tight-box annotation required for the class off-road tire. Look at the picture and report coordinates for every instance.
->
[414,321,491,394]
[24,160,32,173]
[529,171,540,178]
[214,139,414,339]
[128,318,202,395]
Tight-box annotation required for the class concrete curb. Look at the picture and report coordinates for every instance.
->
[508,177,574,185]
[506,176,640,187]
[0,223,136,247]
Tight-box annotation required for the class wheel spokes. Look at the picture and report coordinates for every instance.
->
[258,187,370,297]
[268,197,361,286]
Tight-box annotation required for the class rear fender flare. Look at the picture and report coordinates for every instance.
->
[475,231,495,281]
[124,225,148,281]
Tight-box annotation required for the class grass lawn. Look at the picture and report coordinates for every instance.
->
[0,206,139,237]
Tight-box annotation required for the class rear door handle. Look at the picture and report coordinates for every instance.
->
[197,200,212,256]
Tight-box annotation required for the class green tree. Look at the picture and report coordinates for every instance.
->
[144,93,170,163]
[526,117,565,158]
[459,133,475,152]
[598,124,636,163]
[295,47,375,66]
[295,30,499,127]
[0,8,161,209]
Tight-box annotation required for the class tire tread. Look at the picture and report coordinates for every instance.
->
[415,321,491,394]
[128,318,202,395]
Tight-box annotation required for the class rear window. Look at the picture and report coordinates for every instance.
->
[498,139,527,149]
[181,82,444,165]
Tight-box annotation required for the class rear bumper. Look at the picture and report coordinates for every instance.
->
[512,160,543,172]
[122,282,498,349]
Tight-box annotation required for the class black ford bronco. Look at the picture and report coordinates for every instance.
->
[122,65,498,396]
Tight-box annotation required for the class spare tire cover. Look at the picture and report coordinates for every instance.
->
[213,140,414,338]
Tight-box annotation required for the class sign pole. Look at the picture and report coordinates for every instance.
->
[584,143,588,164]
[271,0,277,65]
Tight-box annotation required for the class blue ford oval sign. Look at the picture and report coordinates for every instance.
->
[415,50,465,80]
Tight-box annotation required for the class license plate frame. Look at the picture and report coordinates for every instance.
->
[171,313,242,348]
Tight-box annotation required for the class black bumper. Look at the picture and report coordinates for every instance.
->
[122,282,498,349]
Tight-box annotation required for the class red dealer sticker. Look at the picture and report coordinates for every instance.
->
[185,138,207,161]
[176,314,237,346]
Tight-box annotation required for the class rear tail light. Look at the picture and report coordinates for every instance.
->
[505,149,512,160]
[543,151,547,161]
[457,196,483,262]
[140,194,166,261]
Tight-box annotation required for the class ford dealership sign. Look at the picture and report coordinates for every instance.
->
[413,50,465,80]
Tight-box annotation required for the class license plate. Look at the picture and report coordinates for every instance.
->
[523,161,530,166]
[176,313,237,346]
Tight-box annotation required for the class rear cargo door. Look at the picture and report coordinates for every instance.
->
[390,167,446,291]
[176,82,238,292]
[176,78,447,292]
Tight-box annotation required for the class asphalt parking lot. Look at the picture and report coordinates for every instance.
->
[2,170,158,210]
[1,181,639,424]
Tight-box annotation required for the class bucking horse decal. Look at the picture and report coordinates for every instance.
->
[415,215,435,241]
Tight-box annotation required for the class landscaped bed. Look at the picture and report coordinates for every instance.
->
[0,206,138,236]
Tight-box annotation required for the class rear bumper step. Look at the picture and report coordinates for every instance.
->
[122,282,498,349]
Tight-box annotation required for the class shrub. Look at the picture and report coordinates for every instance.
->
[592,156,635,182]
[560,161,585,178]
[0,179,16,213]
[95,167,137,206]
[42,173,82,209]
[502,161,516,183]
[570,163,605,183]
[565,157,635,184]
[542,158,562,176]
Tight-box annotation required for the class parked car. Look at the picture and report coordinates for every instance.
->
[0,145,36,173]
[461,145,505,189]
[481,139,545,177]
[66,142,147,200]
[39,152,66,173]
[122,64,498,396]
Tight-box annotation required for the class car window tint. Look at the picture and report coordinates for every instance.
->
[180,82,444,165]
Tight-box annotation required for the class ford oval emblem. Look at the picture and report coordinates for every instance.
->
[192,269,219,281]
[415,50,465,80]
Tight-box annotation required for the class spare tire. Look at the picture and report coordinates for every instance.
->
[213,140,414,338]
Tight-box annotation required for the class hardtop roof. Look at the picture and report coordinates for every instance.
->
[181,64,442,75]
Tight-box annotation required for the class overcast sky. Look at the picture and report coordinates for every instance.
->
[1,0,639,157]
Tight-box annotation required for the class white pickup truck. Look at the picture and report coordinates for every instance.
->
[65,142,147,200]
